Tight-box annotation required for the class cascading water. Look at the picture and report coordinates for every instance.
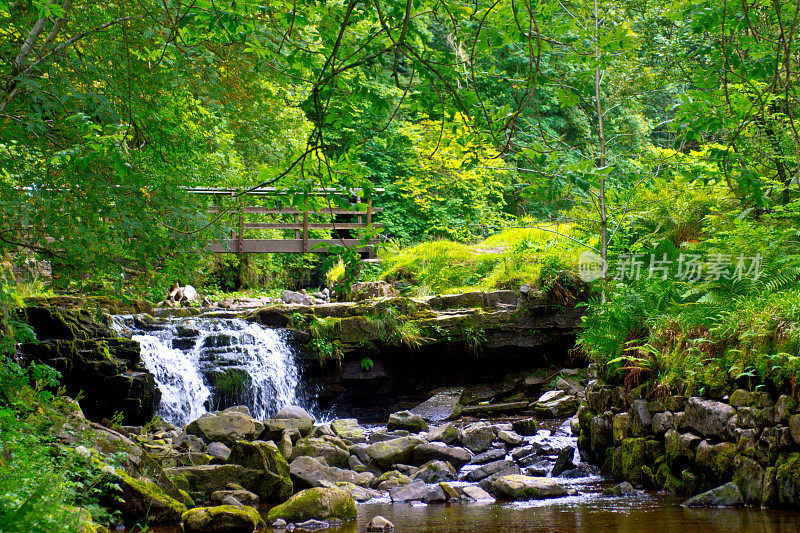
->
[113,316,310,426]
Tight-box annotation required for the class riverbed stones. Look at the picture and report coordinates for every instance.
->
[409,388,464,423]
[460,423,493,454]
[685,397,735,438]
[186,411,260,448]
[411,442,472,468]
[206,442,231,462]
[534,390,580,418]
[460,485,495,501]
[425,423,459,444]
[551,446,576,477]
[373,470,413,490]
[276,405,315,421]
[488,475,568,500]
[330,418,367,443]
[227,440,293,501]
[470,447,507,465]
[290,456,373,488]
[389,480,430,502]
[181,505,264,533]
[366,436,425,468]
[210,489,259,507]
[411,460,457,483]
[261,418,314,441]
[291,436,350,468]
[682,482,744,508]
[497,430,524,447]
[466,460,517,482]
[165,464,262,502]
[511,418,539,436]
[265,487,357,524]
[387,410,429,433]
[319,480,382,502]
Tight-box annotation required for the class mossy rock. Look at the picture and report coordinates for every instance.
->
[181,505,264,533]
[611,438,663,485]
[228,440,293,502]
[695,441,737,482]
[265,487,357,523]
[114,471,187,525]
[775,452,800,507]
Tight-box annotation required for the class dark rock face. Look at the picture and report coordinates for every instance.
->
[18,306,160,424]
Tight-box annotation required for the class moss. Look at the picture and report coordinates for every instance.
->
[227,441,293,501]
[116,471,187,525]
[181,505,264,532]
[265,487,357,523]
[178,489,195,508]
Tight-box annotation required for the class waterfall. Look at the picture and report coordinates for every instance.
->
[113,316,309,426]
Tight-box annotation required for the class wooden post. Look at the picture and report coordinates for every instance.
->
[294,213,300,240]
[237,208,244,253]
[302,211,309,252]
[367,198,373,227]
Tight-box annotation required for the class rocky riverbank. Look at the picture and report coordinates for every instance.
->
[577,378,800,508]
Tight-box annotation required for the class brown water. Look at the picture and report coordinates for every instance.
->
[142,486,800,533]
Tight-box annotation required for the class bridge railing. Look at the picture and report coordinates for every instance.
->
[186,187,384,255]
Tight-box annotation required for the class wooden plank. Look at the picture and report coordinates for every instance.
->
[208,206,383,215]
[237,211,244,253]
[294,213,299,240]
[186,187,385,196]
[243,223,383,230]
[206,239,374,254]
[302,212,309,252]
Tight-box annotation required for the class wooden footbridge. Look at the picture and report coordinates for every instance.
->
[187,187,384,256]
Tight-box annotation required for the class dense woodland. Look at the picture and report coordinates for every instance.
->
[2,0,800,530]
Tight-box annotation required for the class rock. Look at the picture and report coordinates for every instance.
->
[310,423,335,438]
[261,418,314,441]
[651,412,673,435]
[165,464,263,502]
[366,436,425,468]
[368,429,410,443]
[271,518,288,528]
[585,381,612,413]
[290,456,374,488]
[114,471,187,525]
[276,405,315,421]
[629,399,652,436]
[733,455,765,504]
[790,414,800,444]
[291,437,350,468]
[774,395,793,423]
[511,418,539,436]
[590,414,613,451]
[206,442,231,462]
[460,485,495,501]
[210,489,259,507]
[439,482,460,500]
[411,460,456,483]
[389,480,429,502]
[729,389,773,409]
[319,480,382,502]
[685,397,735,438]
[186,412,260,448]
[604,481,638,497]
[347,281,398,301]
[551,446,575,477]
[181,505,264,533]
[665,429,701,463]
[612,437,663,485]
[695,440,737,481]
[367,515,395,531]
[221,495,243,507]
[266,487,357,523]
[227,440,293,501]
[373,470,413,490]
[422,484,448,503]
[470,447,507,465]
[409,388,464,423]
[534,390,580,418]
[174,433,205,453]
[425,423,459,444]
[682,482,744,508]
[488,475,568,500]
[295,518,330,529]
[612,413,631,445]
[278,432,293,461]
[411,442,472,469]
[461,401,530,416]
[330,419,366,443]
[524,460,551,477]
[465,460,517,482]
[460,423,494,454]
[497,430,524,447]
[387,410,429,433]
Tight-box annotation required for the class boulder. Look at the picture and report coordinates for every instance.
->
[366,436,425,468]
[695,440,737,481]
[319,480,382,502]
[604,481,638,497]
[460,485,495,501]
[685,397,735,438]
[411,442,472,469]
[206,442,231,462]
[165,464,263,501]
[460,423,493,454]
[488,475,568,500]
[411,460,456,483]
[651,412,673,435]
[775,453,800,507]
[181,505,264,533]
[551,446,576,477]
[389,480,430,502]
[733,455,765,504]
[275,405,315,421]
[682,482,744,508]
[210,489,259,507]
[790,414,800,444]
[367,515,395,532]
[265,487,357,523]
[291,437,350,468]
[409,388,464,423]
[373,470,413,490]
[470,447,507,465]
[261,418,314,442]
[465,460,517,482]
[387,410,429,433]
[330,419,367,443]
[186,412,260,448]
[497,430,524,447]
[114,471,187,525]
[368,429,410,443]
[511,418,539,436]
[227,440,293,501]
[425,423,459,444]
[729,389,773,409]
[290,456,374,489]
[174,433,205,453]
[534,390,580,418]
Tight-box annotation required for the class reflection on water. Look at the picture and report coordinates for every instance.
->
[138,488,800,533]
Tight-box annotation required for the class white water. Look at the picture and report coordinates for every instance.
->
[113,316,305,426]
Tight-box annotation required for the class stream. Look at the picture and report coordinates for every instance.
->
[115,315,800,532]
